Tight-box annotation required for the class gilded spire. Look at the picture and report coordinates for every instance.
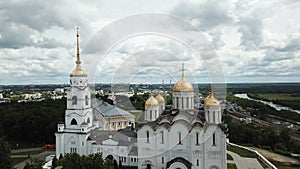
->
[76,27,81,65]
[70,27,86,77]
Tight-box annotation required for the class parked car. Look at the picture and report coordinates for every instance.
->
[44,144,55,149]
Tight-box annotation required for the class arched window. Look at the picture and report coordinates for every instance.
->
[150,110,152,119]
[196,132,199,145]
[176,97,179,108]
[178,132,182,144]
[87,117,90,123]
[146,131,150,143]
[85,95,88,105]
[207,111,210,122]
[197,159,199,166]
[213,133,216,146]
[186,97,189,109]
[71,118,77,125]
[161,131,164,144]
[72,96,77,105]
[162,157,164,164]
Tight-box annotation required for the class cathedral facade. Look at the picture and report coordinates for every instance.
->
[55,31,227,169]
[137,72,227,169]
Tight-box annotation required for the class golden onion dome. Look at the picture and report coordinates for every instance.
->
[173,77,194,92]
[70,65,87,77]
[145,96,159,106]
[155,94,165,103]
[204,93,220,106]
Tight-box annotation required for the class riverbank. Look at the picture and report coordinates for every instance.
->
[247,93,300,112]
[233,93,300,122]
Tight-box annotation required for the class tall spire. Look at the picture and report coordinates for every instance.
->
[76,27,81,66]
[70,27,86,77]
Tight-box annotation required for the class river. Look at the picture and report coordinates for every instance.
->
[234,93,300,114]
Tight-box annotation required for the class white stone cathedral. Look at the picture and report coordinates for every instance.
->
[137,67,227,169]
[55,31,227,169]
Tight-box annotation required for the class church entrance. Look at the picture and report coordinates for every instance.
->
[141,160,153,169]
[105,155,114,161]
[168,162,188,169]
[166,157,191,169]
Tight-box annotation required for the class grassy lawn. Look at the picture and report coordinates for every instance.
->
[227,163,237,169]
[227,153,234,160]
[227,146,256,158]
[277,166,300,169]
[11,157,29,166]
[257,158,270,169]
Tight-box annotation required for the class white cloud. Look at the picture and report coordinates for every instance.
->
[0,0,299,84]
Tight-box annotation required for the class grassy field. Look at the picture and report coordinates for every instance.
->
[227,153,234,160]
[227,146,257,158]
[227,163,237,169]
[11,157,29,166]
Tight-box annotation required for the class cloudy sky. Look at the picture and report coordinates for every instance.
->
[0,0,299,85]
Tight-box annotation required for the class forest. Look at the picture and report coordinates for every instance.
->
[0,99,66,148]
[224,115,300,155]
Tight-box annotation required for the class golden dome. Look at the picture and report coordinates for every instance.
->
[204,93,220,106]
[145,96,159,106]
[70,65,87,77]
[156,94,165,103]
[173,77,194,92]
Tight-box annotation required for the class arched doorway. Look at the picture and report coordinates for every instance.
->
[166,157,191,169]
[168,162,188,169]
[105,154,114,161]
[142,160,153,169]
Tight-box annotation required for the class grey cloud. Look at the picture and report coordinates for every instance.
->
[276,38,300,52]
[209,30,225,49]
[263,49,296,62]
[0,22,36,49]
[0,1,91,49]
[0,1,76,31]
[36,37,71,49]
[238,17,263,50]
[171,0,234,30]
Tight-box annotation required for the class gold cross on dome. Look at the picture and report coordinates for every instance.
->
[179,63,187,78]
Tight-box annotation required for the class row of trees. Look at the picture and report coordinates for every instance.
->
[23,153,137,169]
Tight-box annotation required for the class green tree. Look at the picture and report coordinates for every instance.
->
[23,158,43,169]
[0,137,12,169]
[57,153,115,169]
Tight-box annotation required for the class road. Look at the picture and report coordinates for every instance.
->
[12,147,44,153]
[227,150,263,169]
